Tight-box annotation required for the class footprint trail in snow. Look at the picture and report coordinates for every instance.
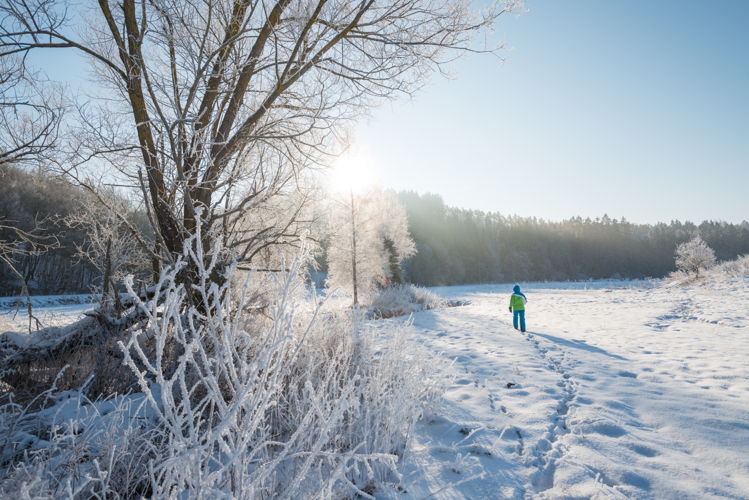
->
[378,279,749,499]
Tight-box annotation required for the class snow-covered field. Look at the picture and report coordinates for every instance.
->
[377,278,749,499]
[0,298,93,332]
[3,277,747,499]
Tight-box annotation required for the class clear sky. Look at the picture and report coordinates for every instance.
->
[30,1,748,224]
[352,0,749,224]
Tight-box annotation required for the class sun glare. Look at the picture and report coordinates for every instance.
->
[328,148,376,194]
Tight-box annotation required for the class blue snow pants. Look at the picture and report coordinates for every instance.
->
[513,310,526,332]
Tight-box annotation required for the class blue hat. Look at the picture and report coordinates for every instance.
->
[513,284,521,294]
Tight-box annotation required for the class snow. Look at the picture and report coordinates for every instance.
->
[0,293,95,309]
[0,294,95,332]
[376,277,749,499]
[3,277,748,498]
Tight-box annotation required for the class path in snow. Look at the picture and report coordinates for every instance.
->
[381,279,749,499]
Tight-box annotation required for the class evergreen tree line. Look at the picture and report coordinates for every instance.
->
[3,166,748,296]
[397,191,749,286]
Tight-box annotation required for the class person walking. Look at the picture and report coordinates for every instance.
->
[509,284,528,332]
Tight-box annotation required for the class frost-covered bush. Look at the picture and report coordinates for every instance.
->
[370,284,446,318]
[1,230,442,498]
[712,254,749,277]
[0,386,156,498]
[411,285,447,309]
[116,233,440,497]
[669,253,748,286]
[675,236,716,277]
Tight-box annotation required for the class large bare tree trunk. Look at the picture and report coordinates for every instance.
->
[1,0,517,284]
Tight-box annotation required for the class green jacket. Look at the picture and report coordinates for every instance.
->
[509,293,527,311]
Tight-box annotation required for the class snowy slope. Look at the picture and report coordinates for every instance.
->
[380,278,749,499]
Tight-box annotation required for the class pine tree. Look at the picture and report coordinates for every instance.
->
[383,237,402,284]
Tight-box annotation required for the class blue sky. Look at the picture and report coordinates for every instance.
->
[355,0,749,223]
[31,1,748,224]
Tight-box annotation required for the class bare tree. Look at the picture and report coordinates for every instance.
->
[327,188,414,305]
[0,56,62,167]
[63,188,149,311]
[1,0,520,283]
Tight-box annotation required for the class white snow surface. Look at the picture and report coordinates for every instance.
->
[0,294,97,332]
[0,293,95,309]
[375,278,749,499]
[3,278,748,499]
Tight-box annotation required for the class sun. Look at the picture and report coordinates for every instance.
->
[328,147,376,194]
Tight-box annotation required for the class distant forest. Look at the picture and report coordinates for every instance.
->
[2,163,749,295]
[397,191,749,286]
[1,165,95,295]
[0,164,150,296]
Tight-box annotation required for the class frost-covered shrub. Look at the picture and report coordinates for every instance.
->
[667,269,694,285]
[370,284,446,318]
[0,388,157,498]
[712,254,749,277]
[115,233,440,498]
[411,285,446,309]
[669,254,749,286]
[675,236,716,277]
[1,229,442,498]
